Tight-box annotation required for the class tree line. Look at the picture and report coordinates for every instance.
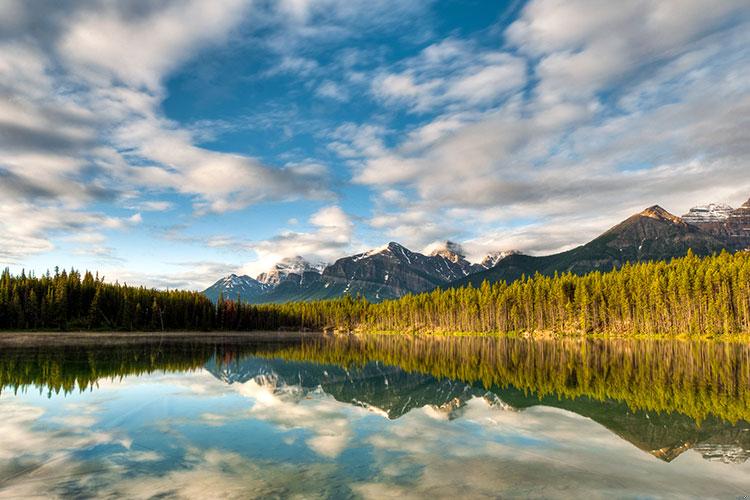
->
[1,249,749,336]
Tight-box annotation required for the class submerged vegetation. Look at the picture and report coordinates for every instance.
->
[1,250,749,336]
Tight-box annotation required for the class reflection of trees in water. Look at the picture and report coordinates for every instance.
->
[268,335,750,423]
[0,339,294,397]
[1,334,748,424]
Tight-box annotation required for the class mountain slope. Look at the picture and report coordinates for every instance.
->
[726,198,750,248]
[453,206,729,288]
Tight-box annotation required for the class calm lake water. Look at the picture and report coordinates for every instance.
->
[0,333,749,499]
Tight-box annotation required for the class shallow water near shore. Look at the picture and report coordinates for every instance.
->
[0,333,749,498]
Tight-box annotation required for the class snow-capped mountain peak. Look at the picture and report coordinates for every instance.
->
[682,203,734,224]
[354,242,411,261]
[256,256,325,285]
[203,273,267,303]
[480,250,520,269]
[427,241,467,263]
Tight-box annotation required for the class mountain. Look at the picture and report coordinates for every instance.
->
[203,257,327,303]
[205,355,489,419]
[728,198,750,247]
[428,241,485,275]
[256,256,325,286]
[317,241,481,302]
[453,205,729,288]
[206,241,493,304]
[203,274,269,303]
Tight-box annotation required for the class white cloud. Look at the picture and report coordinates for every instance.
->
[114,114,333,214]
[133,200,173,212]
[58,0,251,91]
[316,80,350,101]
[372,39,527,112]
[105,261,241,290]
[200,205,356,278]
[239,205,355,276]
[0,0,333,265]
[3,0,750,275]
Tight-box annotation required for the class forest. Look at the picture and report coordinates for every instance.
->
[1,249,749,336]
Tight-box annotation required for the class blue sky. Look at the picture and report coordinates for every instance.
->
[1,0,749,289]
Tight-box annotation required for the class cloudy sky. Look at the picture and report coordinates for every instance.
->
[2,0,749,289]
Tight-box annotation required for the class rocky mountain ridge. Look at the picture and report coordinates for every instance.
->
[204,241,514,303]
[204,199,750,303]
[681,203,734,224]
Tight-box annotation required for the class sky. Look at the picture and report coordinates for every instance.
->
[2,0,749,290]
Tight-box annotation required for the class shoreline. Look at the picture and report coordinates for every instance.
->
[0,330,325,347]
[1,329,749,346]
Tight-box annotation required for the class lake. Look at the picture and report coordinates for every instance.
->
[0,332,748,498]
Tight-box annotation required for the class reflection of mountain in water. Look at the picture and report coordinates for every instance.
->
[206,355,750,464]
[499,387,750,464]
[206,356,494,419]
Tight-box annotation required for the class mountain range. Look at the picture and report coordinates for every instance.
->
[204,198,750,303]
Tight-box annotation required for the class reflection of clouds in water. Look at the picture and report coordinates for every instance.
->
[356,397,750,498]
[0,399,120,463]
[93,368,231,396]
[1,412,334,498]
[0,381,339,499]
[3,371,750,499]
[0,399,124,498]
[99,448,335,499]
[47,414,98,428]
[230,379,370,458]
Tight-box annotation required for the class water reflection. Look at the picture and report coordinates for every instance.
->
[0,333,749,498]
